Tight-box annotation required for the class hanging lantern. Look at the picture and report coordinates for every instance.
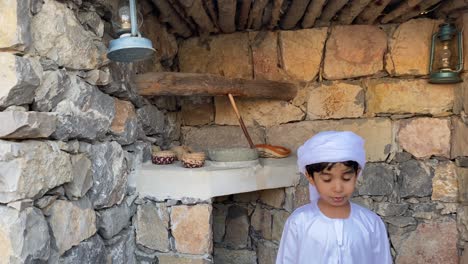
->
[107,0,155,62]
[429,23,464,84]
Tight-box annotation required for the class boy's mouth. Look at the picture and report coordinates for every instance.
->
[332,197,345,203]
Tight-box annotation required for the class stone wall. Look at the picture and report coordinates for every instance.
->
[178,16,468,264]
[0,1,184,263]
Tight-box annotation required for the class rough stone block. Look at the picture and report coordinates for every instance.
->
[97,195,136,240]
[79,141,128,209]
[171,204,212,254]
[52,75,115,141]
[374,203,408,217]
[249,31,288,81]
[251,205,272,240]
[64,154,93,200]
[179,32,252,79]
[259,189,285,208]
[32,69,68,112]
[0,53,40,109]
[58,235,107,264]
[365,79,454,115]
[398,160,433,198]
[31,0,106,70]
[451,117,468,158]
[385,19,440,76]
[110,98,138,145]
[432,161,458,202]
[457,166,468,204]
[395,218,458,264]
[215,97,304,127]
[181,125,265,152]
[214,248,256,264]
[266,118,393,162]
[307,81,364,120]
[272,210,289,242]
[358,163,395,196]
[135,203,170,252]
[224,205,250,249]
[397,118,451,158]
[157,254,211,264]
[44,197,97,255]
[0,206,50,263]
[323,25,387,80]
[256,240,278,264]
[213,204,228,243]
[104,227,136,264]
[280,28,328,81]
[0,140,72,203]
[180,97,214,126]
[457,206,468,241]
[136,104,166,136]
[0,111,56,139]
[0,0,31,51]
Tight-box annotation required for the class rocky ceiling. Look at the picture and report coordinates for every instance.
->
[146,0,468,38]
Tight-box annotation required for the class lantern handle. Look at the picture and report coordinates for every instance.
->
[429,33,437,73]
[456,30,464,72]
[129,0,138,37]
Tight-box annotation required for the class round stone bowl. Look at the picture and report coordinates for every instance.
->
[207,147,259,162]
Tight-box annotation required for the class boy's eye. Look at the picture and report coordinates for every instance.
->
[342,178,352,181]
[322,178,331,183]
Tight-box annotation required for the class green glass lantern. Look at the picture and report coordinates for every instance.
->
[429,23,464,84]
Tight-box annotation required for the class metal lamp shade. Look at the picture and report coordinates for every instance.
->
[107,36,155,62]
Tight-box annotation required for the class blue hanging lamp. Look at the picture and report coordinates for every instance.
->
[107,0,155,62]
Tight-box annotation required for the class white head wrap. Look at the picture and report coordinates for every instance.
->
[297,131,366,202]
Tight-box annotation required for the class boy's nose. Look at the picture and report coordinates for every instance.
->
[333,182,344,193]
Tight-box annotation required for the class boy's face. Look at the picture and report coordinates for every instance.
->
[306,163,358,208]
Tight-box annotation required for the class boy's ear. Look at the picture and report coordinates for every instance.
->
[305,171,316,186]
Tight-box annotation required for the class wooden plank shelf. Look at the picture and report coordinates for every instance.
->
[135,72,298,101]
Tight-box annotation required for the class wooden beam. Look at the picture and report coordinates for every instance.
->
[301,0,327,28]
[355,0,391,24]
[135,72,298,100]
[380,0,424,24]
[394,0,443,23]
[178,0,217,34]
[435,0,468,18]
[237,0,252,30]
[269,0,285,29]
[336,0,373,24]
[280,0,311,29]
[247,0,269,30]
[151,0,192,37]
[218,0,237,33]
[315,0,349,26]
[167,0,198,31]
[262,1,273,26]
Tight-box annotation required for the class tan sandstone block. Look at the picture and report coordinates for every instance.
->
[171,204,212,254]
[181,125,265,152]
[110,98,136,134]
[432,161,459,202]
[0,0,30,51]
[214,97,304,127]
[385,19,440,76]
[458,167,468,204]
[397,118,451,158]
[323,25,387,80]
[266,118,394,162]
[366,79,454,115]
[280,28,328,81]
[179,33,252,79]
[180,97,214,126]
[249,31,288,81]
[395,219,459,264]
[452,117,468,158]
[259,189,285,208]
[307,82,364,120]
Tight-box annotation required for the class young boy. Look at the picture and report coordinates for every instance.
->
[276,131,392,264]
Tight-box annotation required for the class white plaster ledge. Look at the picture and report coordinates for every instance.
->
[136,156,300,200]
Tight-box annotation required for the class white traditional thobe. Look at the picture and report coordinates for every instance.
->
[276,201,392,264]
